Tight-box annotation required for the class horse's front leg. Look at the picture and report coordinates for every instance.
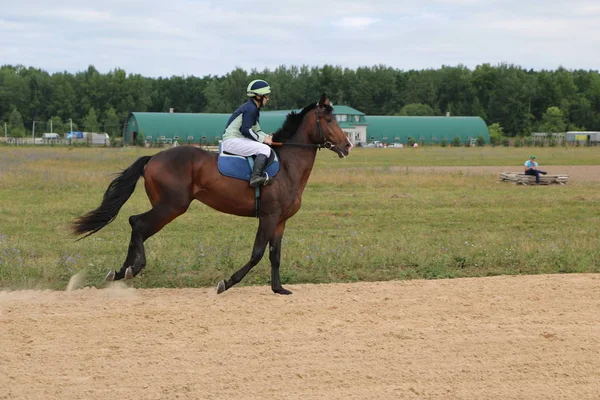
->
[217,215,278,294]
[269,221,291,295]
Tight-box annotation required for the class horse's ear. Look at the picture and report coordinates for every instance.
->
[318,93,328,107]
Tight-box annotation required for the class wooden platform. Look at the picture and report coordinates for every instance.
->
[499,171,569,185]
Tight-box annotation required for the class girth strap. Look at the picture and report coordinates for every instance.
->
[247,157,261,218]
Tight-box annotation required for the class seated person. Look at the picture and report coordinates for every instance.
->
[523,155,547,184]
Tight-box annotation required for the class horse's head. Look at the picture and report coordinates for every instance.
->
[313,94,353,158]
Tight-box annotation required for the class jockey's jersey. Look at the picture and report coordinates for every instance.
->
[223,100,269,143]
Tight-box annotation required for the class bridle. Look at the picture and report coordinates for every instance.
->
[271,105,333,149]
[312,106,334,149]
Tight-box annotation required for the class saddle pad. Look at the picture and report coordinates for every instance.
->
[217,153,280,181]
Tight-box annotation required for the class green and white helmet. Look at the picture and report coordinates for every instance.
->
[246,79,271,97]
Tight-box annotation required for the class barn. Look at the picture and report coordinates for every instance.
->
[124,111,293,145]
[123,108,489,146]
[365,116,490,145]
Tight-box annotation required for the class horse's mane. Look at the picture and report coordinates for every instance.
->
[272,102,333,142]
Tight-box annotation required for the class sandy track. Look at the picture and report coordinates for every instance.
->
[1,274,599,399]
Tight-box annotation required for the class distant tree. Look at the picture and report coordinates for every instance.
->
[488,123,504,145]
[103,107,121,136]
[1,63,600,138]
[202,80,230,113]
[538,106,566,133]
[48,116,65,134]
[567,124,585,131]
[161,96,172,112]
[8,108,26,137]
[397,103,437,116]
[82,107,100,132]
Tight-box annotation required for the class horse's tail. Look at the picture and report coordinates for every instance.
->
[72,156,153,239]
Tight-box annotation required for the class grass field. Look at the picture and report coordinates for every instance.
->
[0,145,599,290]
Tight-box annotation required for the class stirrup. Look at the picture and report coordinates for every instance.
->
[250,173,271,188]
[249,175,265,187]
[262,172,271,186]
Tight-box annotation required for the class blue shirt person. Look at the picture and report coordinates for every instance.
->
[523,155,547,184]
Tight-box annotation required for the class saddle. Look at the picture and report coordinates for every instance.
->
[217,151,280,182]
[217,148,280,217]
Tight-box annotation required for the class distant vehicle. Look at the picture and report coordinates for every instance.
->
[66,131,110,146]
[66,131,84,139]
[366,141,384,148]
[42,132,60,140]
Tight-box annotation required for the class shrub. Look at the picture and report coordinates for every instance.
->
[135,133,146,147]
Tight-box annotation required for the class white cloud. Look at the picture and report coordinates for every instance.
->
[47,8,113,23]
[333,17,379,30]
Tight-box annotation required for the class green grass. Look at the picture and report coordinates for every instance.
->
[0,146,599,290]
[318,146,600,168]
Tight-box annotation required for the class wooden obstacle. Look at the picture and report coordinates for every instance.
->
[499,171,569,185]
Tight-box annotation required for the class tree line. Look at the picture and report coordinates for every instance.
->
[1,63,599,138]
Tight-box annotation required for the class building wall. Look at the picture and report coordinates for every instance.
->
[126,111,490,145]
[566,131,600,144]
[365,116,490,144]
[343,126,367,144]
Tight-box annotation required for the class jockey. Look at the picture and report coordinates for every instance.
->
[222,79,274,188]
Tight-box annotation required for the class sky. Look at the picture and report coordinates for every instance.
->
[1,0,599,78]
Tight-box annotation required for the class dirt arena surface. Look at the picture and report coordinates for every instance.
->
[397,165,600,183]
[1,274,599,400]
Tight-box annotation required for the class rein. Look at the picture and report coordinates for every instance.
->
[271,142,331,149]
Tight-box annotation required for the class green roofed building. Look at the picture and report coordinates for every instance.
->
[365,116,489,145]
[123,112,276,145]
[124,108,488,146]
[124,112,301,145]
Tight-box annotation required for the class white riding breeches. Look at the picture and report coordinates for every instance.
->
[222,138,271,157]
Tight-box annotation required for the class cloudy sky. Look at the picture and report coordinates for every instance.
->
[1,0,599,78]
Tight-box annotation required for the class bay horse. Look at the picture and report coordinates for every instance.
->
[72,94,352,295]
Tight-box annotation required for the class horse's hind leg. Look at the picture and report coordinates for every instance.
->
[109,202,189,280]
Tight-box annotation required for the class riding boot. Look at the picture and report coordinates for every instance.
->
[249,154,269,187]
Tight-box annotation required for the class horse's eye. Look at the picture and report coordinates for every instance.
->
[326,118,332,123]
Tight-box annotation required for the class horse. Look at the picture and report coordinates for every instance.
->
[71,94,352,295]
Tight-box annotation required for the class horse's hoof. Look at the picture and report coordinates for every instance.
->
[216,279,227,294]
[104,270,116,282]
[124,267,133,280]
[273,287,293,295]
